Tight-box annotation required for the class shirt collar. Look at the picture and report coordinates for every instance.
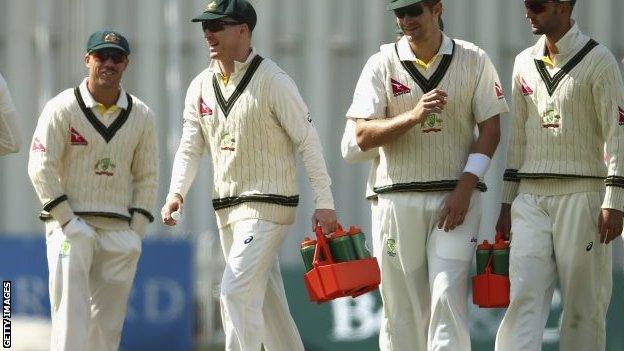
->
[208,47,258,75]
[79,78,128,109]
[396,33,453,62]
[530,21,586,61]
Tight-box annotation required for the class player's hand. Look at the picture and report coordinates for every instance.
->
[411,89,448,124]
[438,174,474,232]
[161,193,183,227]
[496,203,512,240]
[598,208,623,244]
[312,209,339,235]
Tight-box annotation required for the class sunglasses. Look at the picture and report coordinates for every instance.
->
[90,50,127,64]
[524,0,569,14]
[393,3,425,19]
[202,20,242,32]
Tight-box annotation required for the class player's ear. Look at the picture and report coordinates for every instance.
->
[240,23,251,36]
[84,53,91,67]
[432,1,443,17]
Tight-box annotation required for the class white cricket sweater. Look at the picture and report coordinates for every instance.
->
[28,79,159,233]
[502,24,624,210]
[347,34,509,194]
[341,118,379,200]
[169,49,334,228]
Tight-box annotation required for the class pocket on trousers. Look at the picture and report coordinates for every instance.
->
[62,217,96,241]
[101,232,141,285]
[432,228,476,262]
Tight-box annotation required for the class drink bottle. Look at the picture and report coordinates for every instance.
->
[348,226,371,259]
[300,237,317,272]
[476,240,493,275]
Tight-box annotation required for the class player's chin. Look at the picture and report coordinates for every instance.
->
[208,49,222,59]
[97,73,119,83]
[530,25,544,35]
[404,29,424,41]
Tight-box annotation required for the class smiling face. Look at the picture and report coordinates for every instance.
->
[84,48,128,90]
[395,1,441,42]
[202,17,247,60]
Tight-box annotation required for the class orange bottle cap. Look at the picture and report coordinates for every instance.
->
[493,240,509,250]
[301,237,316,248]
[330,231,350,239]
[348,226,362,235]
[477,240,493,250]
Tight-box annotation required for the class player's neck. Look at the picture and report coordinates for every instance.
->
[544,19,573,58]
[408,30,443,64]
[87,79,120,109]
[216,46,253,77]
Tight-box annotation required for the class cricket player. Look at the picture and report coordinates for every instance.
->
[28,30,158,351]
[495,1,624,350]
[160,0,338,350]
[0,71,22,155]
[348,0,509,349]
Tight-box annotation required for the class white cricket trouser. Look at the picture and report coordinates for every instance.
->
[46,220,141,351]
[495,192,612,351]
[369,199,391,351]
[219,218,304,351]
[377,192,481,351]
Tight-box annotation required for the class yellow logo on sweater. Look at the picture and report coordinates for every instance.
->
[421,113,443,133]
[220,133,236,152]
[95,158,116,176]
[541,103,561,129]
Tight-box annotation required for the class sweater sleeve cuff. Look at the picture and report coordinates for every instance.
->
[602,186,624,211]
[49,201,75,226]
[315,194,335,210]
[501,181,520,204]
[167,192,184,202]
[130,212,150,238]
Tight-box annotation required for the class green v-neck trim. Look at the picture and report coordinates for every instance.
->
[533,39,598,96]
[74,87,133,143]
[212,55,264,117]
[395,40,455,93]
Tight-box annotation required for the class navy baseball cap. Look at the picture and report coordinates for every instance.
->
[192,0,257,31]
[86,30,130,54]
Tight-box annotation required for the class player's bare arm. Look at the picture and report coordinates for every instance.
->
[438,115,500,231]
[355,89,447,150]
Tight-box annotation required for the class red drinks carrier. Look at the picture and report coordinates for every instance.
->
[472,234,510,308]
[303,226,381,303]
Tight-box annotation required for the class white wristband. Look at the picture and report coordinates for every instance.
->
[463,153,491,178]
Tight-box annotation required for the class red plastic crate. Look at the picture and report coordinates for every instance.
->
[472,255,510,308]
[303,227,381,303]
